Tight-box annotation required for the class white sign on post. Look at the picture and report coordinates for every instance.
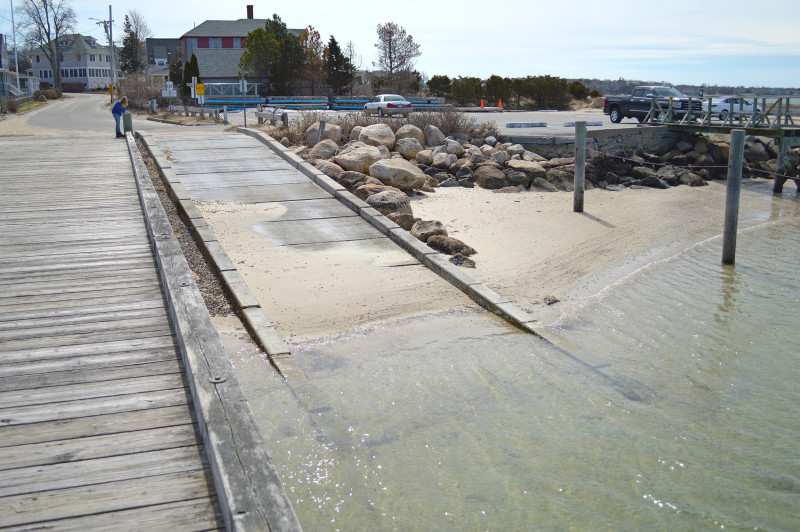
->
[161,89,177,97]
[166,81,174,90]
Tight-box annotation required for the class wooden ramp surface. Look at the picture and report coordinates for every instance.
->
[0,137,224,529]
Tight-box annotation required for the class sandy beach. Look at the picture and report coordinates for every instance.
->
[410,181,778,322]
[198,177,778,342]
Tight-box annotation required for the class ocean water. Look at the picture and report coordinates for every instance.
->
[233,184,800,530]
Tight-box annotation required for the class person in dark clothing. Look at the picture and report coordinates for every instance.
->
[111,96,128,138]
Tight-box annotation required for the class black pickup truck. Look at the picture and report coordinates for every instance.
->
[603,86,704,123]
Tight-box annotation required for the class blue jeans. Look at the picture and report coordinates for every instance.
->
[113,112,121,134]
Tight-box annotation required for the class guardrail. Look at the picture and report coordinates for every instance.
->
[168,105,224,121]
[260,96,448,112]
[643,95,796,130]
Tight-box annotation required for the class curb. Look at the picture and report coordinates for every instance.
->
[125,133,301,531]
[137,131,306,383]
[237,127,553,342]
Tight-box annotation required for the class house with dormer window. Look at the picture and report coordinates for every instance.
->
[179,5,302,87]
[31,34,116,90]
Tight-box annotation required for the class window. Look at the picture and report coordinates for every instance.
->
[209,38,222,48]
[185,37,197,57]
[76,54,81,61]
[156,59,166,66]
[36,55,40,63]
[233,37,242,48]
[90,54,95,62]
[79,68,86,77]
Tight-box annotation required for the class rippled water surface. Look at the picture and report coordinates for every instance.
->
[232,188,800,530]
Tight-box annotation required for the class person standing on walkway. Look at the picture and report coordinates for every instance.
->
[111,96,128,138]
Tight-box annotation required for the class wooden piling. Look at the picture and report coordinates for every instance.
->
[722,129,745,265]
[573,121,586,212]
[773,137,789,193]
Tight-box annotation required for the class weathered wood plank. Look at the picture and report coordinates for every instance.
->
[0,298,167,325]
[0,359,182,392]
[0,285,163,314]
[0,405,193,447]
[0,320,173,350]
[0,346,178,378]
[0,335,176,365]
[0,445,207,497]
[0,469,216,528]
[0,423,199,470]
[0,327,174,357]
[1,498,224,531]
[0,387,190,426]
[0,372,186,409]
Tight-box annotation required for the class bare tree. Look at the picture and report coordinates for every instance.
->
[127,9,151,65]
[16,0,76,89]
[373,22,420,93]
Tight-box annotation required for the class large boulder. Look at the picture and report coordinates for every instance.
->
[432,152,455,169]
[426,235,476,256]
[338,171,367,188]
[305,121,342,147]
[395,137,424,160]
[315,160,344,179]
[444,139,465,157]
[359,123,396,150]
[474,166,508,189]
[349,126,363,142]
[416,149,434,165]
[506,159,548,180]
[411,220,447,242]
[308,139,339,160]
[334,143,382,173]
[395,124,425,145]
[631,166,658,180]
[745,142,769,163]
[366,190,413,215]
[531,177,559,192]
[491,150,510,165]
[679,172,708,187]
[354,183,398,201]
[387,212,417,230]
[425,125,446,147]
[369,158,426,190]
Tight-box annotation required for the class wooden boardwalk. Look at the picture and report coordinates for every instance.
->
[0,136,225,529]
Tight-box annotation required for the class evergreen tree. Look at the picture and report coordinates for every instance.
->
[240,14,303,95]
[326,36,354,95]
[181,53,199,100]
[119,15,145,74]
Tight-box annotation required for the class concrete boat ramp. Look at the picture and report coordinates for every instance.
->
[0,128,544,528]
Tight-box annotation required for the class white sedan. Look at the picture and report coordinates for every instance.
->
[705,97,763,121]
[363,94,412,117]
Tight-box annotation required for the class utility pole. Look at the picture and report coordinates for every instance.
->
[92,5,116,102]
[10,0,20,89]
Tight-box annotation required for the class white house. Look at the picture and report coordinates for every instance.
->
[31,33,116,90]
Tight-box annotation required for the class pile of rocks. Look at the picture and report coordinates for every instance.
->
[286,121,799,266]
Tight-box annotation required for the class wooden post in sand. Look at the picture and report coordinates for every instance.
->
[772,137,789,193]
[573,121,586,212]
[722,129,745,265]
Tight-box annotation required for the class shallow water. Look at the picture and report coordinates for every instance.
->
[231,186,800,530]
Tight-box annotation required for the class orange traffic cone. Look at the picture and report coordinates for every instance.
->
[499,99,503,109]
[480,99,484,108]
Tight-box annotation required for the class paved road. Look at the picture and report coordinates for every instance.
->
[0,93,226,137]
[221,105,634,138]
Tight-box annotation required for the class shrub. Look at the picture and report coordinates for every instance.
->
[61,82,85,93]
[6,96,19,113]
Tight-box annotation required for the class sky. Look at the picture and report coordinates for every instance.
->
[2,0,799,88]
